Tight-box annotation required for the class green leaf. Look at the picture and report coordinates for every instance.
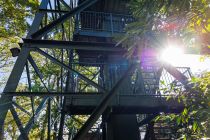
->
[193,121,198,132]
[183,135,187,140]
[154,116,161,122]
[182,108,188,116]
[176,116,181,125]
[160,80,165,85]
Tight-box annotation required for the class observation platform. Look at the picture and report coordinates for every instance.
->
[65,94,183,115]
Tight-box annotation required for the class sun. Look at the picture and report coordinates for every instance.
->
[160,47,184,66]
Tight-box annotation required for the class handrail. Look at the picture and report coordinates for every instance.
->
[81,11,133,18]
[139,64,192,96]
[76,11,134,34]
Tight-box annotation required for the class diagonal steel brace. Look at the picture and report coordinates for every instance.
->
[36,48,107,93]
[73,63,137,140]
[31,0,98,39]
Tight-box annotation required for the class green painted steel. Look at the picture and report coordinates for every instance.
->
[0,0,194,139]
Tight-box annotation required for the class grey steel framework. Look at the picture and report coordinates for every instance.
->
[0,0,192,140]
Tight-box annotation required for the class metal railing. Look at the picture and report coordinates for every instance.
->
[139,63,192,95]
[159,67,192,95]
[75,11,134,34]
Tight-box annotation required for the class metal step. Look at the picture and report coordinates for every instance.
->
[153,122,174,140]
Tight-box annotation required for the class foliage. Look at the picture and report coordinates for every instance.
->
[1,0,209,139]
[0,2,39,137]
[122,0,210,56]
[0,0,39,93]
[156,72,210,139]
[0,0,39,87]
[0,0,39,38]
[126,0,210,139]
[1,1,99,138]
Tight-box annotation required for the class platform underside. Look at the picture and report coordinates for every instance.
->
[65,94,184,115]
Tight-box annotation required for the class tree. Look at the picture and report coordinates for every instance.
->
[0,0,39,89]
[155,72,210,139]
[0,0,38,37]
[0,1,99,139]
[121,0,210,55]
[126,0,210,139]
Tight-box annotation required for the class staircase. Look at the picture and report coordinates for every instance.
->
[139,119,174,140]
[141,66,160,95]
[153,122,173,140]
[140,53,161,95]
[138,52,192,140]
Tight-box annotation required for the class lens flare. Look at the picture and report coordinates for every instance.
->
[160,47,184,65]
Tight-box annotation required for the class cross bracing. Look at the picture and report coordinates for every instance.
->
[0,0,193,140]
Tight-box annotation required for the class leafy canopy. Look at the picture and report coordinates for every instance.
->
[0,0,39,68]
[122,0,210,54]
[126,0,210,139]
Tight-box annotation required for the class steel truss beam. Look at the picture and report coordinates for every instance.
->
[80,70,100,91]
[12,102,31,116]
[2,92,99,97]
[2,45,105,139]
[0,0,193,139]
[39,9,69,14]
[28,55,44,79]
[28,0,50,37]
[23,39,124,52]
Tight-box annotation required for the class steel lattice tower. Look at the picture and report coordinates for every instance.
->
[0,0,192,140]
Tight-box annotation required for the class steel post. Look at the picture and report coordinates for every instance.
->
[58,50,73,140]
[47,98,51,140]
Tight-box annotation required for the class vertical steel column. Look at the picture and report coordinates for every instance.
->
[47,98,51,140]
[26,61,35,123]
[110,13,113,35]
[0,0,49,138]
[58,50,74,140]
[75,13,79,33]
